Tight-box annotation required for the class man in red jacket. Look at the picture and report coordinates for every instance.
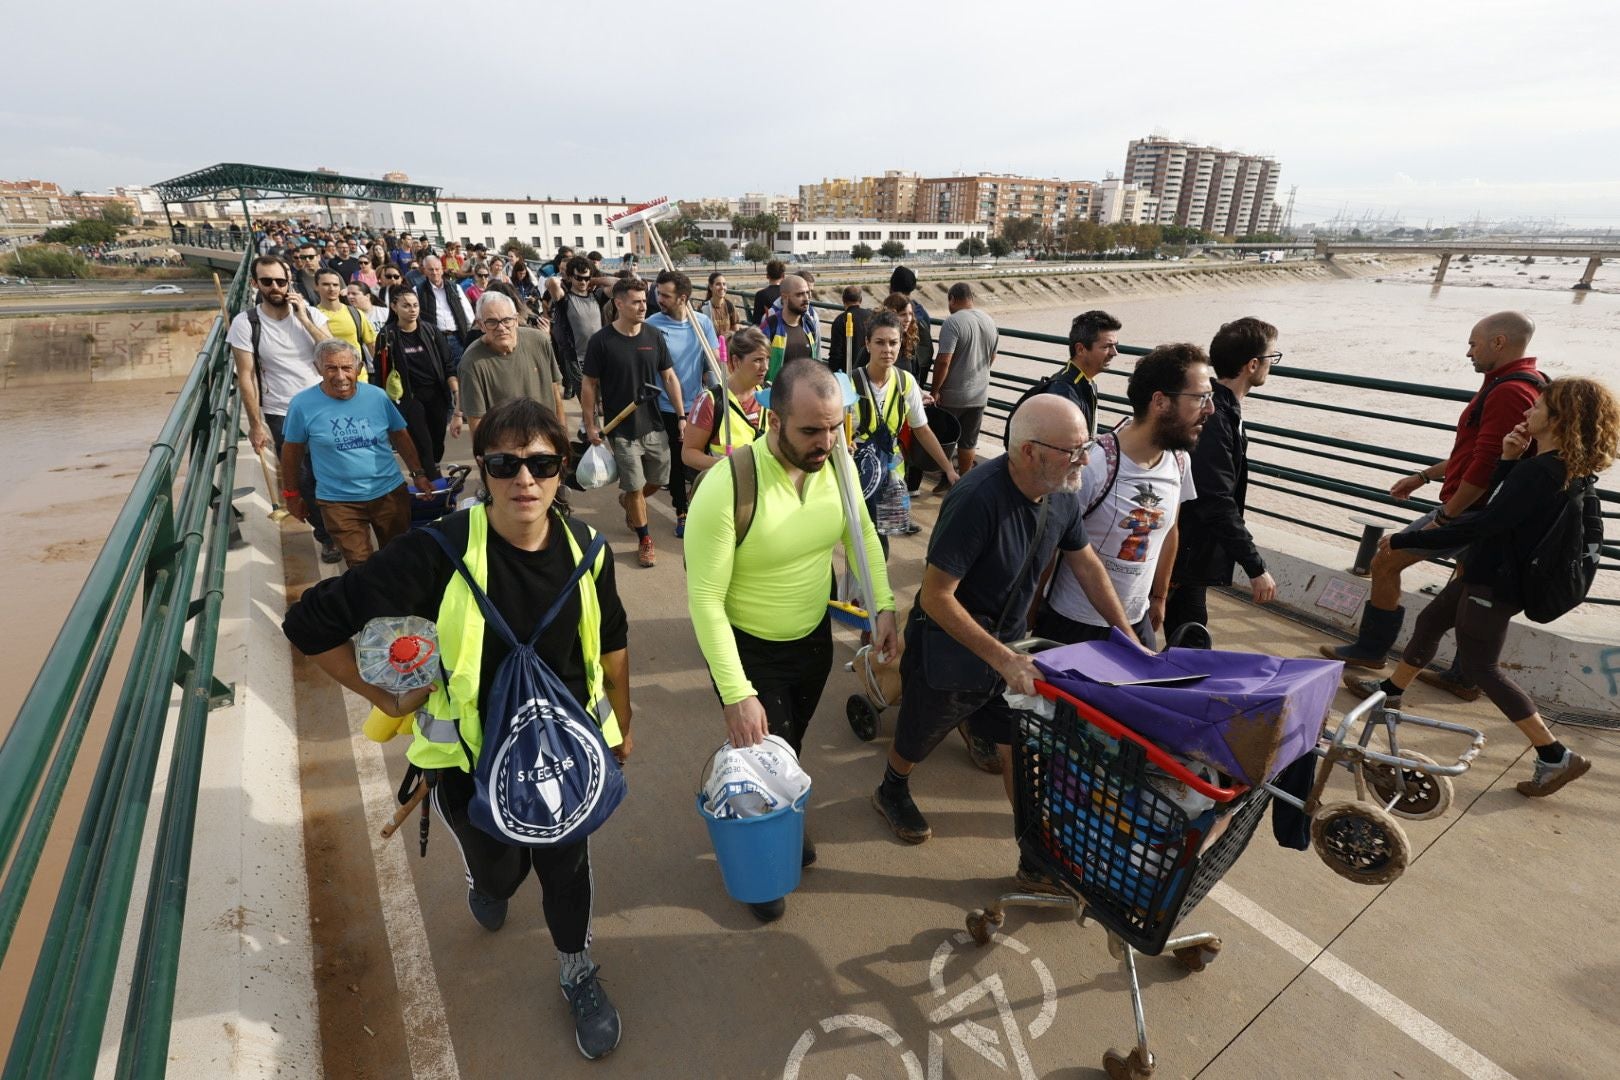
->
[1321,311,1544,675]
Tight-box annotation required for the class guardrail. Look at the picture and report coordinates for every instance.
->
[810,300,1620,605]
[0,251,251,1078]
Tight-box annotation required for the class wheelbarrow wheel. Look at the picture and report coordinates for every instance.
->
[1363,751,1453,821]
[965,907,1003,946]
[1311,801,1411,885]
[1172,939,1222,972]
[846,694,879,742]
[1103,1047,1154,1079]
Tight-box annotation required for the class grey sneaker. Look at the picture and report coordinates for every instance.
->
[1517,751,1591,797]
[562,965,622,1060]
[1342,674,1400,710]
[319,539,342,564]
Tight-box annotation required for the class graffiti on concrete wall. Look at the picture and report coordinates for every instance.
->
[1,311,213,387]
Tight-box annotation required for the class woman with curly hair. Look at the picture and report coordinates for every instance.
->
[1346,376,1620,796]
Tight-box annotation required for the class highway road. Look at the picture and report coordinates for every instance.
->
[0,295,215,316]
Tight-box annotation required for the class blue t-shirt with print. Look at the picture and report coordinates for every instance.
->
[283,382,408,502]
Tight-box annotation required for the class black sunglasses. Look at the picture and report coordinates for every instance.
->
[256,276,289,286]
[482,452,564,480]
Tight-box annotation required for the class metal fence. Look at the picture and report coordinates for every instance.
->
[812,300,1620,603]
[0,252,251,1078]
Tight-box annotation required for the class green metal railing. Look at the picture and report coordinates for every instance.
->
[0,251,250,1077]
[813,301,1620,602]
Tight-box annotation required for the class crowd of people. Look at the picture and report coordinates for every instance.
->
[259,220,1618,1062]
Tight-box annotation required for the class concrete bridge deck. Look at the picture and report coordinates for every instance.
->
[161,435,1620,1080]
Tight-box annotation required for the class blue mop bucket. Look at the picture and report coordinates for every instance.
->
[696,788,811,904]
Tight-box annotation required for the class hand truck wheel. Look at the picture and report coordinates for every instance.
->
[1362,750,1453,821]
[1310,800,1411,885]
[965,907,1003,946]
[845,694,879,742]
[1172,939,1222,972]
[1103,1046,1154,1079]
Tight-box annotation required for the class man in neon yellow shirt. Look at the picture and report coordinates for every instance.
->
[686,360,897,923]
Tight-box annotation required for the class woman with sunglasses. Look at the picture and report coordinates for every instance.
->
[281,397,631,1060]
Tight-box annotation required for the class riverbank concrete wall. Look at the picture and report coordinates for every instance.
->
[0,309,214,388]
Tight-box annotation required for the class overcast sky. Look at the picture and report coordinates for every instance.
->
[7,0,1617,227]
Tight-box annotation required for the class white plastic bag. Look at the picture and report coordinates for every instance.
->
[575,442,618,490]
[699,736,812,820]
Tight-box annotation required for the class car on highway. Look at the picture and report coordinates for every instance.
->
[141,284,185,295]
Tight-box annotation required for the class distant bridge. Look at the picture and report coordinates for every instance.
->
[1314,239,1618,289]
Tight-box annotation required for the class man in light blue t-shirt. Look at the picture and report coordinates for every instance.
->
[647,269,720,537]
[282,340,432,567]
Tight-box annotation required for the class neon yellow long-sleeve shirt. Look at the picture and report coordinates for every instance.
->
[684,442,894,704]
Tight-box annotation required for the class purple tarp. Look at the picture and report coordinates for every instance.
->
[1033,630,1343,786]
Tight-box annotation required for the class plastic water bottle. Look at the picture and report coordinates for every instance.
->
[355,616,441,693]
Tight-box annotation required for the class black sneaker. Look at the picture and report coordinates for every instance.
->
[749,897,786,922]
[958,722,1003,774]
[319,539,342,564]
[872,783,932,844]
[563,965,622,1060]
[801,833,817,868]
[467,888,507,931]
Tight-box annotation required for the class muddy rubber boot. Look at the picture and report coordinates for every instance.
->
[1319,602,1404,669]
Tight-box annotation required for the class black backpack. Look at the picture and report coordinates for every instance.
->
[1515,477,1602,623]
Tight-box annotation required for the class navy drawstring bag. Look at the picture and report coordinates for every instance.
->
[424,527,626,846]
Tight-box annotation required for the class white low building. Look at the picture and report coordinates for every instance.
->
[692,218,990,259]
[369,196,650,257]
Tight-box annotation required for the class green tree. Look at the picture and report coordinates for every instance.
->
[99,202,135,227]
[878,239,906,261]
[1062,218,1102,255]
[668,239,699,261]
[1135,224,1163,255]
[699,238,731,266]
[757,213,781,244]
[743,241,771,267]
[41,219,119,245]
[986,237,1012,261]
[1,246,90,278]
[955,237,988,258]
[502,240,541,261]
[851,242,876,262]
[1000,216,1041,254]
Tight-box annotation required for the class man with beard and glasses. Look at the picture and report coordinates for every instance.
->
[228,254,339,562]
[291,243,323,304]
[871,396,1127,883]
[550,255,612,401]
[1035,343,1214,650]
[460,291,566,434]
[685,359,897,924]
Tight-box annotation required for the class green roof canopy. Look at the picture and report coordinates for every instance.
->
[153,163,440,207]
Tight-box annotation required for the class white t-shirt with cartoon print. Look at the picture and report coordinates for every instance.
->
[1048,441,1196,625]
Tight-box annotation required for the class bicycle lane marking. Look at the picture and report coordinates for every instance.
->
[782,931,1056,1080]
[1208,883,1517,1080]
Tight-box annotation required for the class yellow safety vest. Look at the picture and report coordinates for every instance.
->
[410,505,619,772]
[856,368,912,442]
[705,385,763,456]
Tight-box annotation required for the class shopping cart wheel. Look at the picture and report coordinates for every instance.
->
[1310,801,1411,885]
[1103,1046,1154,1079]
[1172,940,1222,972]
[846,695,879,742]
[965,908,1003,946]
[1362,751,1453,821]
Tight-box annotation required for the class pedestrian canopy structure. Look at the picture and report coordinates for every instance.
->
[152,163,442,235]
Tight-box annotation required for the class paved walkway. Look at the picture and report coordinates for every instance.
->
[281,460,1617,1080]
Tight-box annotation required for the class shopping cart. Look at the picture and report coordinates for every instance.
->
[966,671,1485,1077]
[966,674,1270,1078]
[409,464,471,525]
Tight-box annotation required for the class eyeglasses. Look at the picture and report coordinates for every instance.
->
[1257,351,1283,365]
[382,272,401,280]
[475,272,490,279]
[483,317,520,330]
[572,272,593,280]
[297,253,318,260]
[1165,391,1216,408]
[256,276,289,286]
[482,452,564,480]
[1030,438,1096,464]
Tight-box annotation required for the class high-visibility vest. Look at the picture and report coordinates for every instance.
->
[705,385,763,456]
[855,368,912,442]
[409,505,619,772]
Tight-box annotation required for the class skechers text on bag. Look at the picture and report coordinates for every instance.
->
[423,528,626,846]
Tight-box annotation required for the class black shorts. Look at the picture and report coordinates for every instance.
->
[891,611,1019,761]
